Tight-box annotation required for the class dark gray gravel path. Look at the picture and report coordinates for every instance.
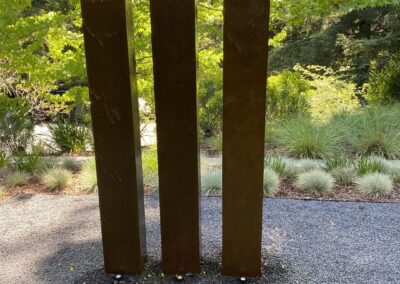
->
[0,195,399,283]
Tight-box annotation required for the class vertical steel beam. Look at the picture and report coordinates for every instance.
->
[222,0,270,277]
[80,0,146,274]
[150,0,200,275]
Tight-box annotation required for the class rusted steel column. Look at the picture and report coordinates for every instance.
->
[150,0,200,275]
[222,0,270,277]
[80,0,146,274]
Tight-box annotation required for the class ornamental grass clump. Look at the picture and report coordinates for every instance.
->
[296,159,321,173]
[388,165,400,183]
[296,169,334,195]
[11,152,43,173]
[356,173,393,196]
[201,169,222,196]
[0,151,8,168]
[42,168,72,191]
[265,156,298,181]
[344,106,400,158]
[48,120,91,153]
[4,171,30,188]
[272,116,341,159]
[142,146,159,189]
[369,156,392,172]
[210,134,222,153]
[263,168,280,196]
[62,158,78,171]
[79,158,98,193]
[357,157,389,176]
[331,166,356,186]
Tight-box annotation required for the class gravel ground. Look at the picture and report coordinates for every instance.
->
[0,195,399,283]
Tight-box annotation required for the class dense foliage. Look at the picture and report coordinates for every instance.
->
[48,120,91,153]
[266,71,311,120]
[1,1,399,122]
[0,96,33,154]
[366,57,400,105]
[0,0,399,162]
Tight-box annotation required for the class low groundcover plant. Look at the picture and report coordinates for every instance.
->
[296,169,334,194]
[356,173,393,196]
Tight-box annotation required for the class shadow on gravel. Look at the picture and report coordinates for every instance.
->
[31,196,295,284]
[262,256,293,284]
[31,202,104,284]
[38,242,293,284]
[25,197,400,283]
[73,261,289,284]
[12,194,34,203]
[35,235,292,284]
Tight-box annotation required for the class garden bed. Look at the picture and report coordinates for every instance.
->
[2,152,400,205]
[2,165,400,206]
[3,182,400,206]
[0,170,84,205]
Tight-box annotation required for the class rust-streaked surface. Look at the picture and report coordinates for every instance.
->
[222,0,270,277]
[80,0,146,274]
[150,0,200,275]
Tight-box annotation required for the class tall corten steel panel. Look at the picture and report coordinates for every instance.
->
[80,0,146,274]
[150,0,200,275]
[222,0,270,277]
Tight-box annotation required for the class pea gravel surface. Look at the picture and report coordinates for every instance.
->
[0,195,399,283]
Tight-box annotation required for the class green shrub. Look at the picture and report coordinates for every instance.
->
[201,169,222,196]
[48,120,91,153]
[296,170,334,194]
[0,98,33,154]
[331,167,356,186]
[366,58,400,106]
[356,173,393,196]
[266,71,311,120]
[199,75,223,136]
[42,168,72,191]
[304,66,359,121]
[265,156,298,181]
[263,168,280,196]
[11,153,43,173]
[0,151,8,168]
[272,116,341,158]
[79,158,98,193]
[4,171,30,188]
[142,146,158,188]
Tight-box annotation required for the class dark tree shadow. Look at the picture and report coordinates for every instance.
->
[27,197,294,284]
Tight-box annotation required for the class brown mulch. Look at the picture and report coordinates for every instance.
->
[2,176,400,206]
[275,181,400,203]
[0,172,86,205]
